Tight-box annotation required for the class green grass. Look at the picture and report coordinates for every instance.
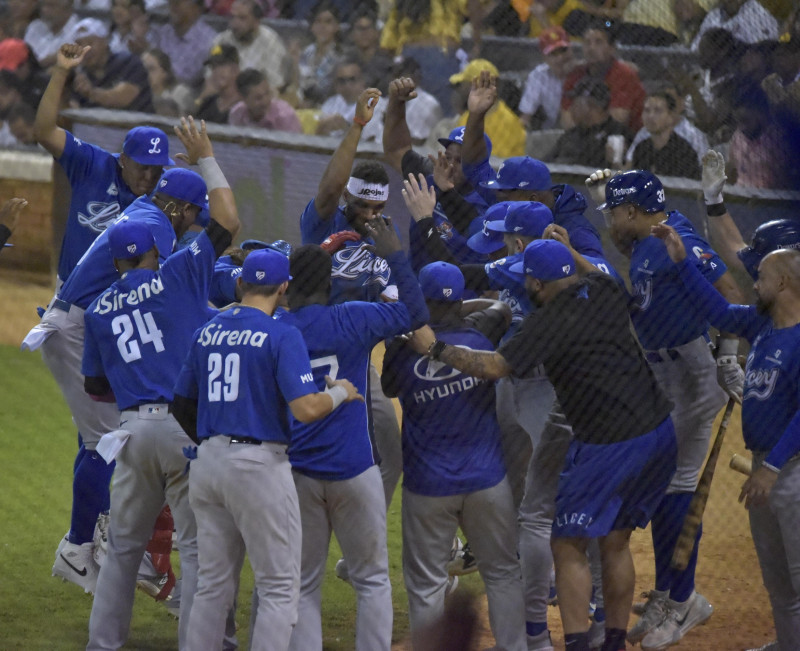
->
[0,344,491,650]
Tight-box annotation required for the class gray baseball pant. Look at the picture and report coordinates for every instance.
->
[289,465,392,651]
[402,478,527,651]
[86,408,198,650]
[750,453,800,651]
[369,363,403,509]
[187,437,301,651]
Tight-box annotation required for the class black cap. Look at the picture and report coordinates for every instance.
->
[205,43,239,67]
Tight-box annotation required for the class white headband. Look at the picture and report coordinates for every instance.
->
[346,177,389,202]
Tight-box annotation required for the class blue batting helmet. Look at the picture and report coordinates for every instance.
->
[598,170,666,214]
[738,219,800,279]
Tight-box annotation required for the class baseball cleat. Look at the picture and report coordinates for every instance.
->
[136,572,172,599]
[444,574,458,596]
[527,629,554,650]
[632,589,662,616]
[627,589,668,644]
[52,538,100,594]
[334,557,351,584]
[640,592,713,650]
[447,541,478,576]
[588,616,605,650]
[745,643,779,651]
[92,512,109,566]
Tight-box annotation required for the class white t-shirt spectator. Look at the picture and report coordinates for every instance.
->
[692,0,779,50]
[625,116,710,165]
[519,63,563,130]
[319,94,387,142]
[405,88,443,142]
[24,15,81,64]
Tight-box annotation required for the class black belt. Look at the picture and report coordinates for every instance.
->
[52,298,72,312]
[645,349,680,364]
[227,436,263,445]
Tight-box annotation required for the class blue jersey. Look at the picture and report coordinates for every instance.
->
[174,306,317,444]
[675,259,800,468]
[57,132,141,282]
[485,252,532,340]
[629,211,726,350]
[82,232,217,410]
[463,157,604,257]
[300,198,351,245]
[382,325,506,496]
[59,196,176,310]
[209,254,242,308]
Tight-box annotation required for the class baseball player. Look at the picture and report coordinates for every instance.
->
[382,261,526,651]
[300,87,405,538]
[654,222,800,651]
[29,41,174,583]
[590,169,745,649]
[24,145,210,593]
[171,248,363,651]
[0,197,27,251]
[406,239,678,651]
[281,217,428,651]
[81,118,237,650]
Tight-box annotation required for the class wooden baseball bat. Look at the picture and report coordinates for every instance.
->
[729,453,753,476]
[671,397,736,570]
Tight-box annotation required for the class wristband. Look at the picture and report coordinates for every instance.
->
[198,157,229,191]
[706,202,727,217]
[353,116,368,127]
[324,384,348,410]
[762,460,780,474]
[427,340,448,361]
[716,337,738,358]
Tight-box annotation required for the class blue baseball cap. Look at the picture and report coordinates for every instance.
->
[107,219,155,260]
[419,262,465,302]
[155,168,208,209]
[240,239,293,257]
[241,248,292,285]
[437,126,493,157]
[598,170,665,214]
[122,126,174,167]
[486,201,553,238]
[509,239,575,281]
[467,205,511,254]
[479,157,552,191]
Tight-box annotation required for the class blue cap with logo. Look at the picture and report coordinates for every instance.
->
[598,170,665,214]
[107,219,156,260]
[240,239,293,257]
[242,248,292,285]
[486,201,553,238]
[419,261,465,302]
[479,156,552,191]
[466,202,513,254]
[509,239,576,281]
[437,126,493,157]
[122,126,175,167]
[155,168,208,209]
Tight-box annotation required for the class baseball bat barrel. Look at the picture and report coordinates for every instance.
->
[670,398,736,571]
[729,453,753,476]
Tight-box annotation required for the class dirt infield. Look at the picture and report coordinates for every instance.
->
[1,273,776,650]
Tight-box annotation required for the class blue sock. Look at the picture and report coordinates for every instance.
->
[651,492,698,599]
[68,451,115,544]
[564,632,590,650]
[526,621,548,637]
[593,606,606,623]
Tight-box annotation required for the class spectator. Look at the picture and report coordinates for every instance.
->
[516,0,584,38]
[762,39,800,126]
[740,40,778,86]
[380,0,481,111]
[631,88,701,179]
[626,81,709,166]
[212,0,288,91]
[228,68,302,131]
[692,0,779,49]
[672,0,709,45]
[727,84,793,189]
[343,5,393,93]
[108,0,148,55]
[281,0,354,21]
[519,25,576,130]
[0,197,27,250]
[0,69,29,144]
[391,57,442,145]
[141,48,194,115]
[617,0,680,45]
[194,43,242,123]
[70,19,154,113]
[148,0,217,87]
[24,0,79,69]
[317,56,385,141]
[545,78,631,167]
[451,59,526,158]
[7,0,39,40]
[6,101,37,145]
[293,0,343,107]
[0,38,46,104]
[561,19,646,131]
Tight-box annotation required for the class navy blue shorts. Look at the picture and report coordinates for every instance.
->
[552,417,677,538]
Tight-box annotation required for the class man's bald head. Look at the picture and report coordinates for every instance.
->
[762,249,800,287]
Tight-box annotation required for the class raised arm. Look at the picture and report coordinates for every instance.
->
[543,223,598,276]
[34,44,90,158]
[461,71,496,165]
[314,88,382,220]
[382,77,417,173]
[702,150,748,275]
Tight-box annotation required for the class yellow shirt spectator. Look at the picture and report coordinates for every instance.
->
[380,0,467,54]
[511,0,584,38]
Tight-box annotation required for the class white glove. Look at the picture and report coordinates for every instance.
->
[702,150,726,205]
[716,337,743,403]
[585,168,614,206]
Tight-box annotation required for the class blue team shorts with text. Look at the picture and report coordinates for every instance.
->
[552,417,677,538]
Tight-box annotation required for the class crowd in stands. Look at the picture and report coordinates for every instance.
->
[0,0,798,188]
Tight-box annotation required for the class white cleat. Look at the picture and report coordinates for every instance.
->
[640,591,713,650]
[52,537,100,594]
[627,589,668,644]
